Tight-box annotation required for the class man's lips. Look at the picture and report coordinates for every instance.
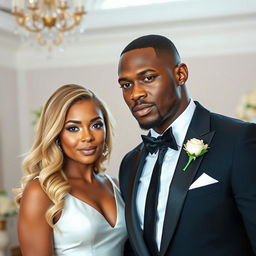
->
[77,146,97,156]
[132,104,154,117]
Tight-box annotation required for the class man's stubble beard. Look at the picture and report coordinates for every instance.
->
[135,103,175,131]
[135,108,164,130]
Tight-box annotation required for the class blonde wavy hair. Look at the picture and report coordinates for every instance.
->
[15,84,114,228]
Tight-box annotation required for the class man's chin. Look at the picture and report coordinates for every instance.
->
[138,118,162,130]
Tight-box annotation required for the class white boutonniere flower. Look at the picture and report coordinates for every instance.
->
[183,138,209,171]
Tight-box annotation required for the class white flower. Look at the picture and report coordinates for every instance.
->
[184,138,208,156]
[0,191,16,218]
[247,93,256,106]
[183,138,209,171]
[237,89,256,122]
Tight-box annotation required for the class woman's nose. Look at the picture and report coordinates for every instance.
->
[81,130,94,142]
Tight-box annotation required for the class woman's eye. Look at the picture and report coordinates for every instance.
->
[92,122,104,129]
[120,82,132,89]
[66,126,79,132]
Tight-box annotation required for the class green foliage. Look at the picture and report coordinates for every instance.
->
[32,107,42,125]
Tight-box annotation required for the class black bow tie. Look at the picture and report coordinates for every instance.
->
[141,127,178,154]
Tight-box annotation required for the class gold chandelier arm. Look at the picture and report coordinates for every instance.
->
[31,12,45,31]
[56,10,86,32]
[14,12,44,33]
[35,32,63,47]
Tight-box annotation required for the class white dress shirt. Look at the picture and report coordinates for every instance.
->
[136,100,196,250]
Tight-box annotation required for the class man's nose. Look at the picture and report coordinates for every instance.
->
[131,83,146,101]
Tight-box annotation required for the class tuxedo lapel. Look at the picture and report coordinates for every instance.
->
[160,102,215,256]
[125,145,150,256]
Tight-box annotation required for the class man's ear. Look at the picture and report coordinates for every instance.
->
[174,63,188,86]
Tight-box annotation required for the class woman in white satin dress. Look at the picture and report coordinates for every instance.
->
[15,84,127,256]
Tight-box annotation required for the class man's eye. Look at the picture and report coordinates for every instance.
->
[66,126,79,132]
[144,75,155,82]
[120,82,132,89]
[92,122,104,129]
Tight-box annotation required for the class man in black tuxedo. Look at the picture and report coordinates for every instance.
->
[117,34,256,256]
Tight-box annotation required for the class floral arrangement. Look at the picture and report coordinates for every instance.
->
[0,190,16,219]
[237,89,256,122]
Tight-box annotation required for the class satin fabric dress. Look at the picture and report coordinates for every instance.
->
[54,175,127,256]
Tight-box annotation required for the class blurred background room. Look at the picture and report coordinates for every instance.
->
[0,0,256,255]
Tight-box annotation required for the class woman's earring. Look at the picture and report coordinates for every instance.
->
[102,144,109,157]
[56,138,62,152]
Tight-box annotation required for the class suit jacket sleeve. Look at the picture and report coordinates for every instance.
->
[232,122,256,253]
[119,150,139,256]
[119,152,130,201]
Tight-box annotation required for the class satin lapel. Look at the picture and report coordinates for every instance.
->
[126,145,150,256]
[160,102,215,256]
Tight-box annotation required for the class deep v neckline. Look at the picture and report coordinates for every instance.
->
[68,174,118,229]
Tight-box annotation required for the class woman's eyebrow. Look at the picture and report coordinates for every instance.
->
[64,120,81,125]
[64,116,103,125]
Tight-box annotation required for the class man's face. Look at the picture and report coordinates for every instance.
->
[118,47,184,133]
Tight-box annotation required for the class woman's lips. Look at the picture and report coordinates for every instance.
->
[78,146,97,156]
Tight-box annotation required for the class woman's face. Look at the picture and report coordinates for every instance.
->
[59,99,106,167]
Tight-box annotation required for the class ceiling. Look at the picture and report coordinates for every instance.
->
[0,0,255,69]
[0,0,176,13]
[0,0,11,12]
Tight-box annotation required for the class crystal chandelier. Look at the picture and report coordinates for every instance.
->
[12,0,86,50]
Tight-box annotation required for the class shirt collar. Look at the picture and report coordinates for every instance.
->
[150,99,196,148]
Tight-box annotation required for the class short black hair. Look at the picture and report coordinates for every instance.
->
[120,34,181,64]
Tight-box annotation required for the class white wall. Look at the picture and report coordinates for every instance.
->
[0,65,20,253]
[186,53,256,115]
[0,66,20,191]
[17,51,256,182]
[18,63,142,178]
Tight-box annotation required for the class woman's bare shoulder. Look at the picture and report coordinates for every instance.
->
[18,180,54,256]
[20,179,52,214]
